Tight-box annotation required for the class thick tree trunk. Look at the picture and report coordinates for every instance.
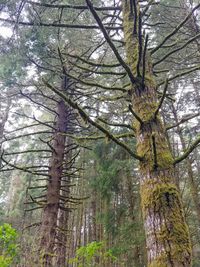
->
[122,1,191,266]
[39,81,69,266]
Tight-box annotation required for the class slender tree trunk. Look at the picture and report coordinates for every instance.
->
[55,171,70,265]
[126,173,145,267]
[122,1,191,266]
[39,79,69,267]
[54,187,69,267]
[55,137,76,266]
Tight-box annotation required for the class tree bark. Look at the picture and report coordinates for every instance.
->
[39,79,69,267]
[122,1,192,266]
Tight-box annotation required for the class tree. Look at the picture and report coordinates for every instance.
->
[1,0,200,266]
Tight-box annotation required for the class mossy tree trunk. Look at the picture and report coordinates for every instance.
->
[39,79,70,267]
[122,1,191,266]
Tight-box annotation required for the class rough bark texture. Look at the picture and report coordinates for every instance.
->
[55,135,77,266]
[122,1,191,266]
[39,82,69,266]
[55,181,69,267]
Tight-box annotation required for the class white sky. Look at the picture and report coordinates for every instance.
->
[0,26,13,38]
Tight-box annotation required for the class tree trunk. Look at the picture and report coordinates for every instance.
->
[55,137,75,267]
[126,173,145,267]
[55,174,70,266]
[39,79,69,267]
[122,1,191,266]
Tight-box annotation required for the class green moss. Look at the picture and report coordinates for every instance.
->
[122,2,191,266]
[123,1,156,88]
[141,182,178,212]
[137,133,173,170]
[144,72,156,88]
[141,181,192,266]
[148,238,191,267]
[149,257,168,267]
[157,150,174,168]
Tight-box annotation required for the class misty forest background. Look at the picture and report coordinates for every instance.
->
[0,0,200,266]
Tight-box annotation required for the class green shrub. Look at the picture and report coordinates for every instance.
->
[0,223,19,267]
[69,241,117,267]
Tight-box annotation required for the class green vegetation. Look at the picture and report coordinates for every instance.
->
[0,224,19,267]
[70,241,117,267]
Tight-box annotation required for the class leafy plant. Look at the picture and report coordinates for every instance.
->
[69,241,117,267]
[0,223,19,267]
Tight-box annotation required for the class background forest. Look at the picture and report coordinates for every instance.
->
[0,0,200,266]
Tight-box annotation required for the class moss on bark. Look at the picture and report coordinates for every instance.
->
[122,1,192,266]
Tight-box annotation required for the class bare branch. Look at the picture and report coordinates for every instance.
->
[27,1,121,11]
[154,79,168,117]
[43,79,142,161]
[166,113,200,131]
[152,135,158,170]
[129,104,143,124]
[85,0,137,85]
[151,3,200,54]
[0,17,122,30]
[174,136,200,164]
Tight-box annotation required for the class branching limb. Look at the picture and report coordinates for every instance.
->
[56,53,126,92]
[98,117,135,131]
[64,53,121,68]
[4,149,51,156]
[27,1,121,11]
[132,0,138,34]
[154,79,168,117]
[137,12,143,77]
[68,59,126,76]
[152,135,158,170]
[141,0,156,17]
[142,34,148,87]
[3,131,53,143]
[153,33,200,66]
[65,132,135,141]
[85,0,137,85]
[166,113,200,131]
[174,136,200,164]
[0,18,122,30]
[43,79,142,161]
[129,104,143,124]
[1,152,50,176]
[151,3,200,54]
[157,65,200,87]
